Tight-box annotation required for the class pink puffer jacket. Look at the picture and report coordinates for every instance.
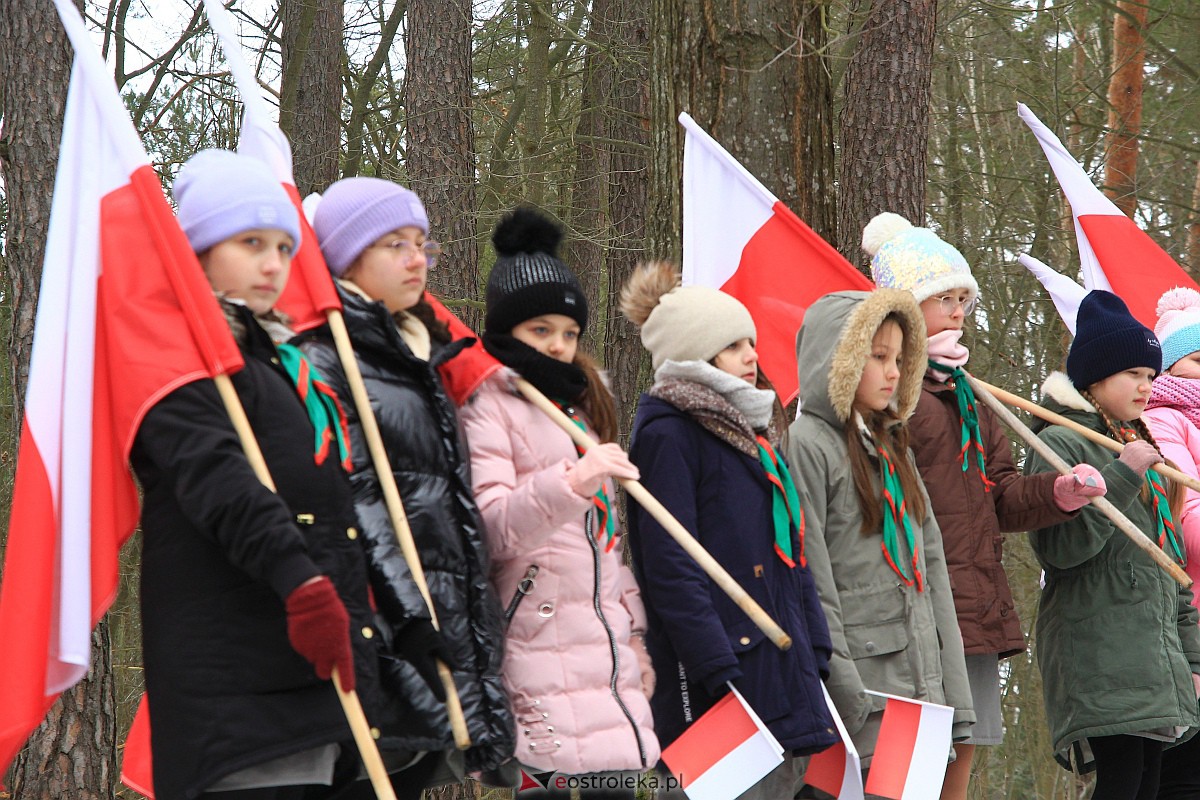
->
[460,371,660,774]
[1143,404,1200,606]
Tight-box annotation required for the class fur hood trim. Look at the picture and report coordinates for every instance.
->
[825,289,927,423]
[1041,371,1095,412]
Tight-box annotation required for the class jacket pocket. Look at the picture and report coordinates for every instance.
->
[841,584,913,695]
[724,617,793,723]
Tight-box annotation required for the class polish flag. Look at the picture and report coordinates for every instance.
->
[862,693,954,800]
[661,685,784,800]
[0,0,243,776]
[1018,253,1088,335]
[804,684,864,799]
[426,295,503,406]
[679,113,873,404]
[199,0,340,333]
[1018,102,1198,329]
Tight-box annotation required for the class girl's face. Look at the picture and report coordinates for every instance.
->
[854,320,903,414]
[1088,367,1156,421]
[919,287,974,335]
[343,226,430,313]
[511,314,581,364]
[712,337,759,385]
[200,228,294,316]
[1168,352,1200,379]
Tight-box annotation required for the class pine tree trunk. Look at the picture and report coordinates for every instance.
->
[837,0,938,272]
[1187,159,1200,278]
[280,0,343,196]
[1104,1,1147,218]
[405,0,482,331]
[1,3,119,794]
[601,0,651,442]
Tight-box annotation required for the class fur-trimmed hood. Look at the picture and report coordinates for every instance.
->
[1032,371,1104,435]
[796,289,926,427]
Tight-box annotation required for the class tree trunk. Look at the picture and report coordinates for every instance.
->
[1,3,120,795]
[601,0,651,442]
[405,0,482,331]
[520,0,553,208]
[566,0,611,356]
[280,0,343,196]
[1187,159,1200,278]
[1104,1,1147,218]
[837,0,938,272]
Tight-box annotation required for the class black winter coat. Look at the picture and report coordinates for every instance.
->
[295,287,514,772]
[627,394,838,755]
[132,305,383,800]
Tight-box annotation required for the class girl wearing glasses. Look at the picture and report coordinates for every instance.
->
[294,178,514,799]
[861,213,1104,800]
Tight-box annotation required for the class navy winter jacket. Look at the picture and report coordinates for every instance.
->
[626,394,837,755]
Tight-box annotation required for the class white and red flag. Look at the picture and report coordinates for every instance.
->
[1018,102,1198,329]
[198,0,340,334]
[0,0,243,776]
[660,685,784,800]
[679,112,873,404]
[804,684,865,800]
[862,692,954,800]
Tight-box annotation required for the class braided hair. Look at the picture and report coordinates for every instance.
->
[1081,388,1185,519]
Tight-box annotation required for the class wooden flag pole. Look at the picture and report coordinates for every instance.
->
[326,309,471,749]
[964,374,1191,588]
[212,373,399,800]
[513,378,794,651]
[973,377,1200,495]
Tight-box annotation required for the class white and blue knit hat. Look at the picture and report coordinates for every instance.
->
[1155,287,1200,370]
[175,149,301,253]
[862,212,978,302]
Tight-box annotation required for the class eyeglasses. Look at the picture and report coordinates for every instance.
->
[932,294,978,316]
[368,239,442,269]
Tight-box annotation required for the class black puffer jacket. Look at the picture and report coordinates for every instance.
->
[295,286,514,772]
[132,304,383,800]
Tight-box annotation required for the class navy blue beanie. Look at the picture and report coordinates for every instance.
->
[1067,290,1162,390]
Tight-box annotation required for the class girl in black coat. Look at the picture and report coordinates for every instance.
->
[295,177,514,798]
[133,149,384,800]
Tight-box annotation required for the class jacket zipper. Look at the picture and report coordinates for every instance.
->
[586,508,648,768]
[503,565,540,629]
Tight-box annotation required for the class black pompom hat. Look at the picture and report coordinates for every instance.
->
[1067,290,1162,390]
[484,207,588,334]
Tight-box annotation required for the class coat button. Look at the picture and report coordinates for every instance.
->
[370,727,381,739]
[347,527,359,540]
[865,642,876,653]
[361,626,374,639]
[739,636,751,645]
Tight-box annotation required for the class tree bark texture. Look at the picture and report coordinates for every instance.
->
[566,0,611,355]
[1104,1,1147,218]
[837,0,938,272]
[405,0,481,330]
[1,4,119,796]
[1187,159,1200,278]
[600,0,651,442]
[280,0,343,196]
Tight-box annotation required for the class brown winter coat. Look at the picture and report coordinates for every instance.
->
[908,377,1073,658]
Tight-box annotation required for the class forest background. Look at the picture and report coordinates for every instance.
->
[1,0,1199,797]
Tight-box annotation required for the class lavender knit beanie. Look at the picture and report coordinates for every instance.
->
[314,177,429,276]
[174,149,300,253]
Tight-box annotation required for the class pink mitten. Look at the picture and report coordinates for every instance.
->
[630,634,656,699]
[1052,464,1107,512]
[1117,440,1163,477]
[566,443,639,497]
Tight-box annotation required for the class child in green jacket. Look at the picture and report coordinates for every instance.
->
[1026,290,1200,800]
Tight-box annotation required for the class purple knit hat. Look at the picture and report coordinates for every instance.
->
[175,149,301,253]
[313,177,429,276]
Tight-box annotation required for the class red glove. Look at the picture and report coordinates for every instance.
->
[285,576,355,692]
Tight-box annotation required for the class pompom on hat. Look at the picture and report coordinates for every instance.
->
[619,260,757,370]
[484,207,588,334]
[862,212,978,303]
[174,149,301,253]
[1067,290,1161,390]
[1155,287,1200,371]
[313,177,429,276]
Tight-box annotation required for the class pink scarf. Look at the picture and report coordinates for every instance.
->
[1148,374,1200,429]
[926,329,969,382]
